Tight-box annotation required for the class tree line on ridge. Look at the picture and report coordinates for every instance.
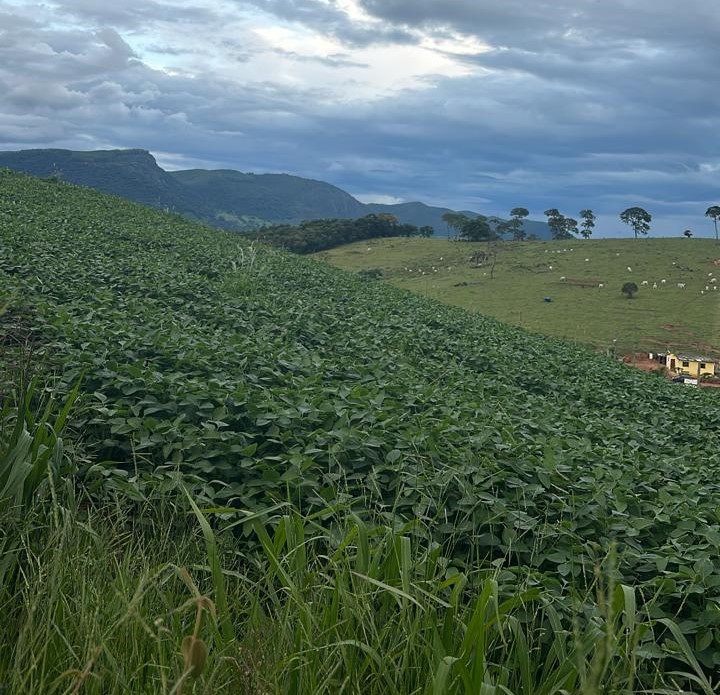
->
[443,205,720,241]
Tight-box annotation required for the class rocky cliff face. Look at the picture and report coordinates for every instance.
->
[0,148,209,219]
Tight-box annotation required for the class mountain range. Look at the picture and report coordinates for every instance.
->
[0,148,550,238]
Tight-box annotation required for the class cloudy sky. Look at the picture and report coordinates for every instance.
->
[2,0,720,236]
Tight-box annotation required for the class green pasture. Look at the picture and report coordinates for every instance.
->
[318,237,720,355]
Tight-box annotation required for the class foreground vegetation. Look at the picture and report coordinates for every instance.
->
[318,236,720,355]
[2,170,720,691]
[1,388,715,694]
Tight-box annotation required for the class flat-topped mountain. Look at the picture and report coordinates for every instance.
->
[0,148,210,219]
[0,148,550,237]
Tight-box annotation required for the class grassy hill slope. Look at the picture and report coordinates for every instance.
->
[2,170,720,687]
[318,236,720,355]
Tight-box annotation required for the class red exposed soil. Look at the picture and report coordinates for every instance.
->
[622,354,661,373]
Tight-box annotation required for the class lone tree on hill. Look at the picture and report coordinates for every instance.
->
[621,281,639,299]
[544,209,575,240]
[705,205,720,243]
[509,207,529,240]
[683,229,693,238]
[579,209,595,239]
[620,207,651,238]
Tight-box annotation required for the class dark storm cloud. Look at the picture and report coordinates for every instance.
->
[0,11,334,160]
[48,0,221,30]
[327,0,720,231]
[242,0,418,46]
[357,0,720,47]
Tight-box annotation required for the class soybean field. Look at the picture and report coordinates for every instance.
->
[2,169,720,693]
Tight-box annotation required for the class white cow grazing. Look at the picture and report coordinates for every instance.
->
[706,286,710,291]
[641,280,649,285]
[711,278,718,283]
[549,265,553,270]
[560,276,566,281]
[653,283,658,289]
[627,266,632,272]
[585,258,590,262]
[598,283,605,288]
[677,283,686,288]
[661,279,666,284]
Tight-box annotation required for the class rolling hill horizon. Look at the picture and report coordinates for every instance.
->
[0,147,551,237]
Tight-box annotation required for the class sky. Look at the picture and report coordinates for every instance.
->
[1,0,720,237]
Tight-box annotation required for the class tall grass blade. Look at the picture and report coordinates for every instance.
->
[184,488,234,646]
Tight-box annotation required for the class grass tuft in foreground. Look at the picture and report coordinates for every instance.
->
[0,391,714,695]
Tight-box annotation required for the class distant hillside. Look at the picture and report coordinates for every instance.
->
[171,168,366,223]
[0,148,550,238]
